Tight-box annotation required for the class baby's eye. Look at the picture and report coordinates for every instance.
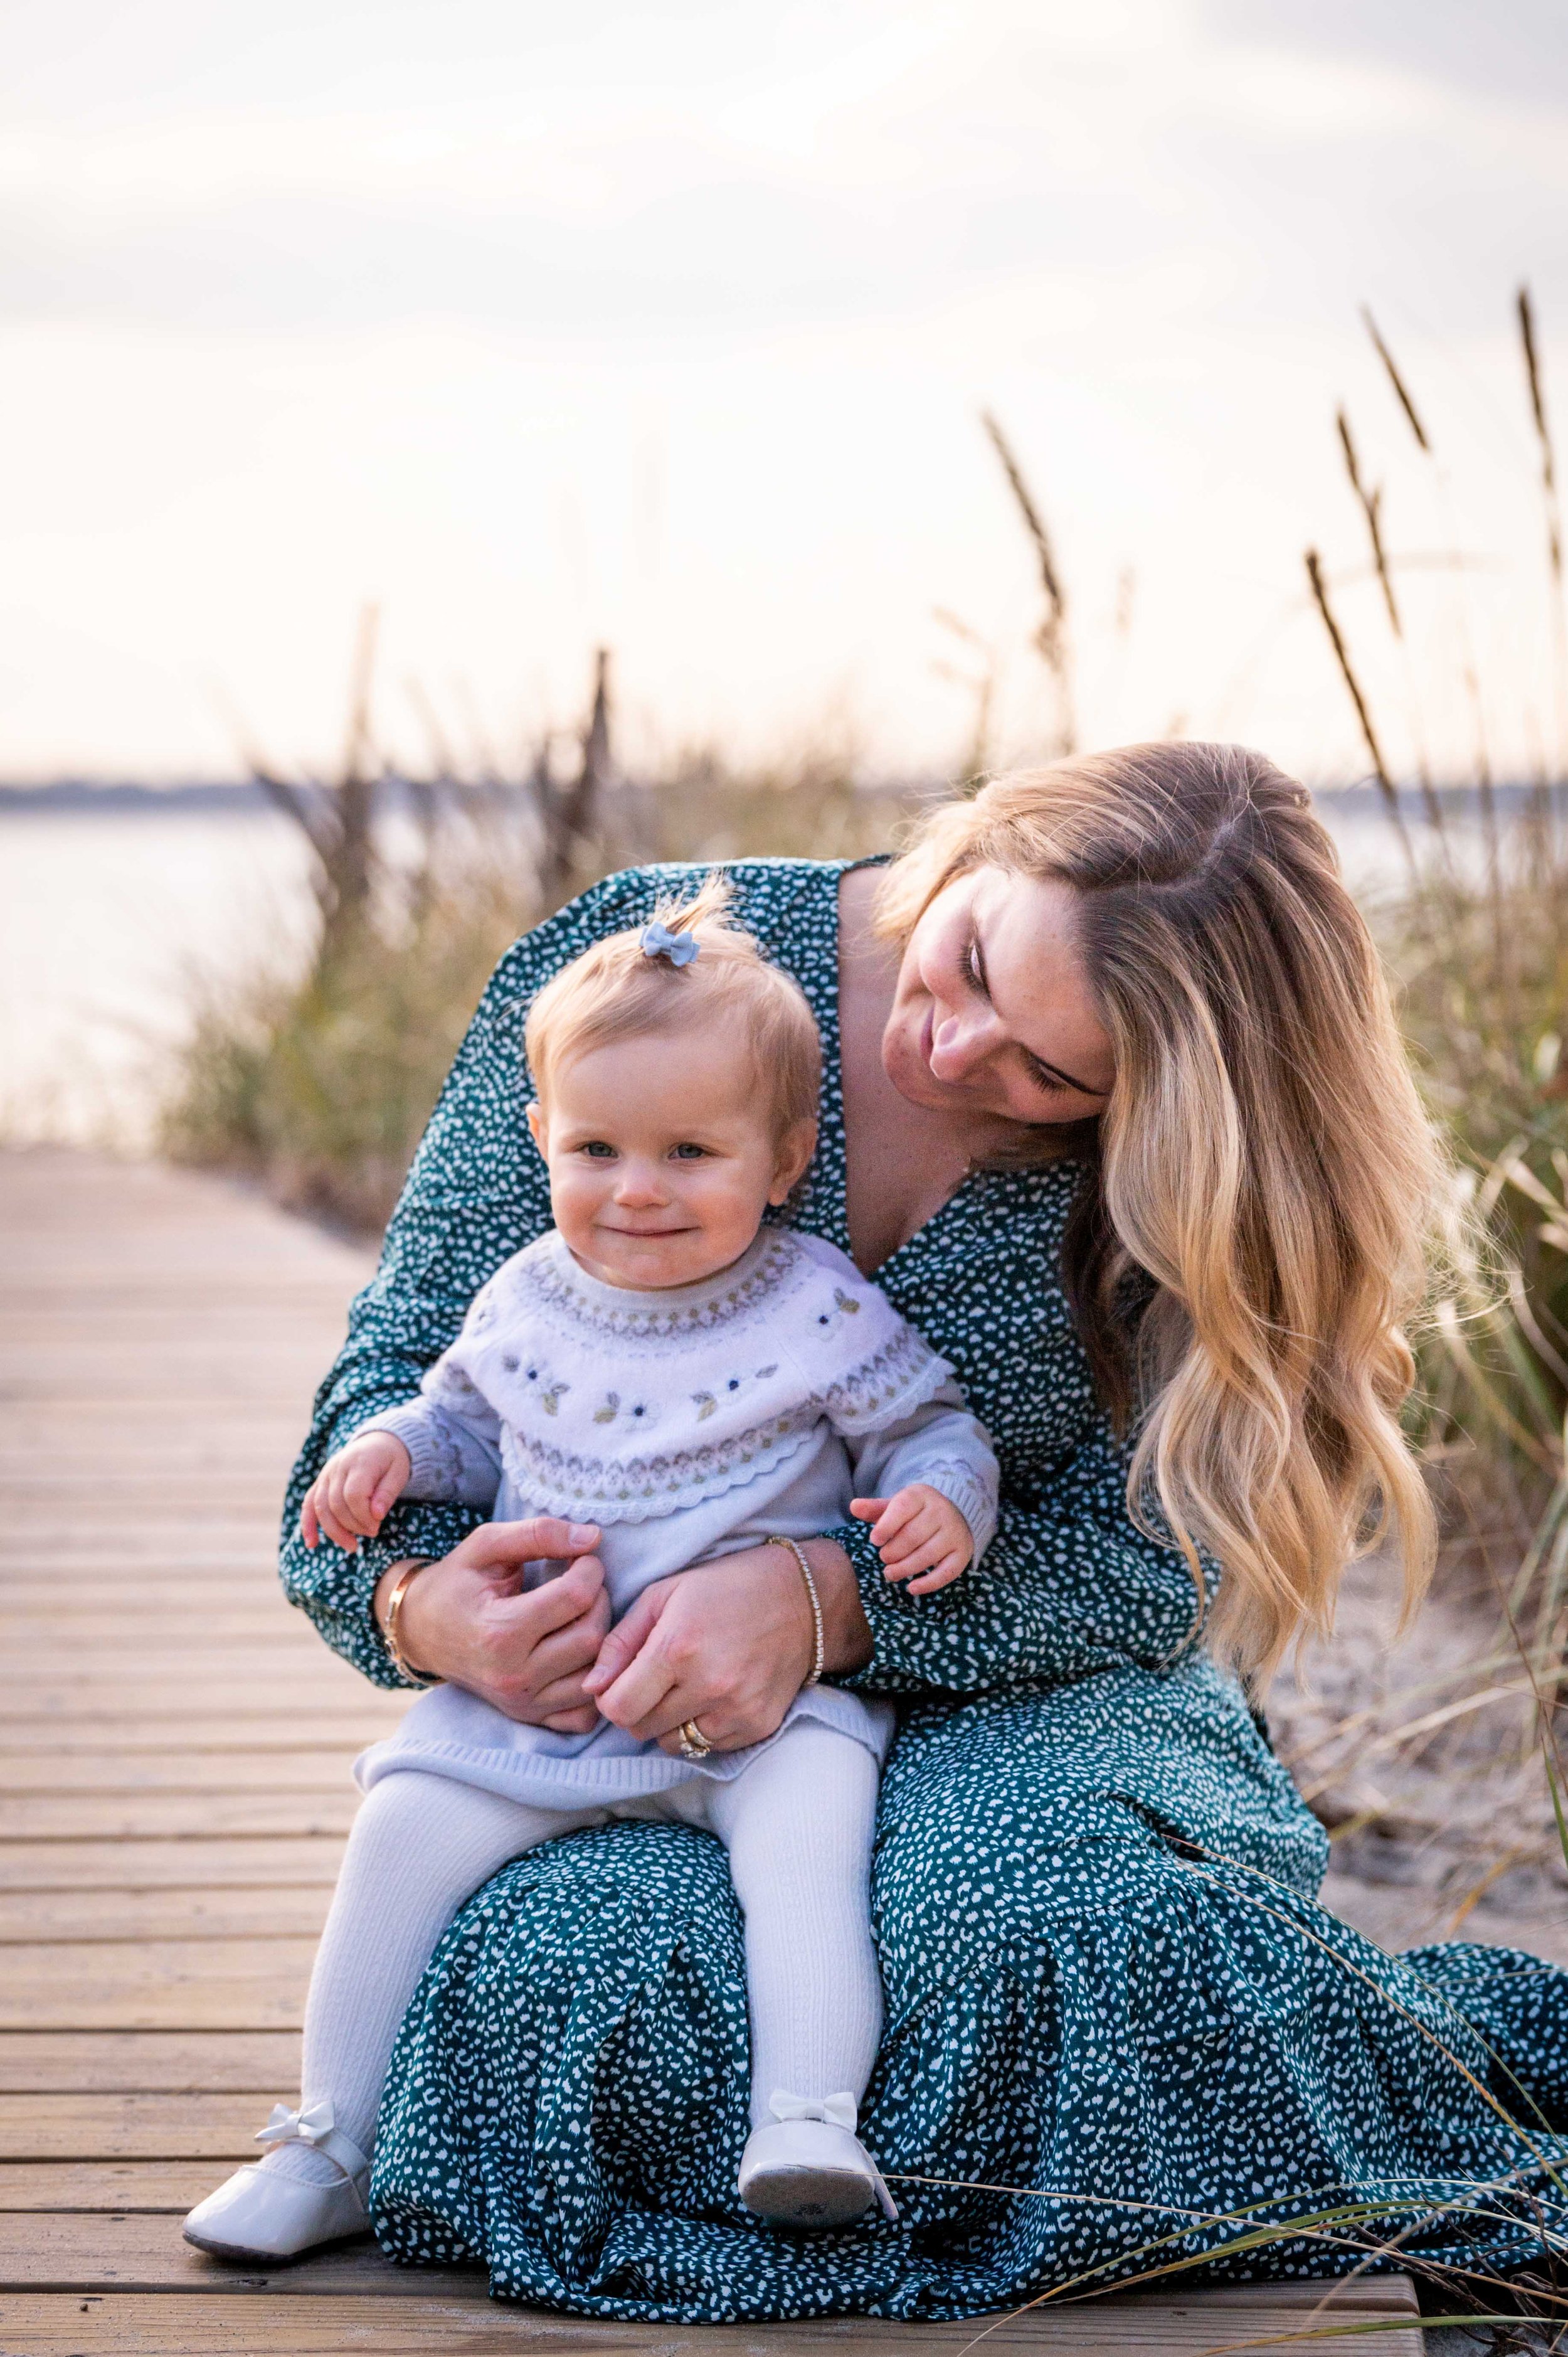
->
[670,1142,709,1161]
[580,1141,617,1159]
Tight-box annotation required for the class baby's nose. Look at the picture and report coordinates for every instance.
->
[613,1162,667,1201]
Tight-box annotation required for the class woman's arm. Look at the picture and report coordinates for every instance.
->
[583,1425,1199,1744]
[279,869,660,1686]
[581,1418,1200,1742]
[827,1418,1206,1697]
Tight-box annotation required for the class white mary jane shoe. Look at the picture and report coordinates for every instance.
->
[738,2092,899,2229]
[183,2102,371,2264]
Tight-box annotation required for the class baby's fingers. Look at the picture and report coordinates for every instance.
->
[863,1492,923,1548]
[341,1455,388,1535]
[369,1459,406,1519]
[312,1473,364,1554]
[300,1487,322,1548]
[906,1551,968,1596]
[877,1508,943,1570]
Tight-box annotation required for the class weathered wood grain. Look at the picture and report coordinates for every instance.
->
[0,2095,287,2160]
[0,1940,314,2031]
[0,2282,1426,2353]
[0,1890,332,1944]
[0,2033,300,2094]
[0,1151,1426,2351]
[0,1840,346,1893]
[0,2161,233,2210]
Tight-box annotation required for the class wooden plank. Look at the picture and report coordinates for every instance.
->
[11,1683,389,1724]
[0,1940,314,2031]
[0,2160,225,2210]
[1,1795,361,1840]
[0,1839,346,1892]
[0,1755,362,1795]
[0,2033,300,2094]
[0,1889,332,1944]
[0,1610,317,1637]
[0,2095,286,2159]
[0,2284,1426,2351]
[0,1718,401,1757]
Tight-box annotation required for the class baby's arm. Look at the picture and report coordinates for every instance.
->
[845,1385,1000,1596]
[300,1391,504,1553]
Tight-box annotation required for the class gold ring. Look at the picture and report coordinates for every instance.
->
[677,1718,712,1760]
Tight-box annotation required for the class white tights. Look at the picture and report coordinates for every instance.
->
[265,1720,883,2184]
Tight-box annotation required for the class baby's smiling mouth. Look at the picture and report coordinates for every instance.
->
[596,1220,699,1240]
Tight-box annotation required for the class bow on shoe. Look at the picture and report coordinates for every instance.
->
[641,921,699,966]
[769,2089,859,2130]
[253,2100,371,2195]
[256,2100,337,2148]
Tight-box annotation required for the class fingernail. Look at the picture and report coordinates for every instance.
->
[568,1524,598,1548]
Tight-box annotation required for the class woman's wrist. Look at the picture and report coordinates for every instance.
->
[373,1556,442,1682]
[799,1537,874,1676]
[373,1559,420,1634]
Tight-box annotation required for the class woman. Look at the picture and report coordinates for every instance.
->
[281,743,1568,2318]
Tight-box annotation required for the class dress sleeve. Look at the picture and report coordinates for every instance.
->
[826,1417,1210,1697]
[277,868,659,1686]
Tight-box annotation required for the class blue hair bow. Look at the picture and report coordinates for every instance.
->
[641,921,699,966]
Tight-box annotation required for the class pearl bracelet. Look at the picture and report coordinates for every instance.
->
[768,1536,825,1686]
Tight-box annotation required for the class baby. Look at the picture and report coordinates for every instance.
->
[184,876,998,2262]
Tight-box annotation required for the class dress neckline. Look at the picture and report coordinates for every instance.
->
[804,855,985,1284]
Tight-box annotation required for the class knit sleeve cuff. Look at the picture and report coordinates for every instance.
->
[355,1405,459,1499]
[912,1464,999,1565]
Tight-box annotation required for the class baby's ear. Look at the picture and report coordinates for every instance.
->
[769,1117,818,1203]
[526,1100,547,1155]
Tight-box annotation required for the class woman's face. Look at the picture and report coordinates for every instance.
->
[882,864,1115,1130]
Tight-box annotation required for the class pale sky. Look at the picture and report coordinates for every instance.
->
[2,0,1566,784]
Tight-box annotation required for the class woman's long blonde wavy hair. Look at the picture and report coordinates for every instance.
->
[877,743,1439,1682]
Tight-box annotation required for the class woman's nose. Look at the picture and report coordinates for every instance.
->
[928,1004,999,1081]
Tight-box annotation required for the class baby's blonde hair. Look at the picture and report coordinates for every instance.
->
[524,872,821,1139]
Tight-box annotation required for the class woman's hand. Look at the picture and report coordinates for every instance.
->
[374,1519,611,1730]
[583,1538,872,1753]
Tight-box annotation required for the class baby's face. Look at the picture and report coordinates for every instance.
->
[527,1021,817,1290]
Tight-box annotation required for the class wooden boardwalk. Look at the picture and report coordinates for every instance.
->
[0,1150,1426,2353]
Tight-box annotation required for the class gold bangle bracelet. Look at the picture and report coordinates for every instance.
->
[769,1536,825,1686]
[383,1558,442,1688]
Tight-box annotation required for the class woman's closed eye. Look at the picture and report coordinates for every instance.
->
[966,929,1106,1105]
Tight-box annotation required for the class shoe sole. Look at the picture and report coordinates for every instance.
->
[182,2224,369,2265]
[741,2164,876,2228]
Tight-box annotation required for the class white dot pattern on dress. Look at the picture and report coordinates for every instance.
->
[279,859,1568,2317]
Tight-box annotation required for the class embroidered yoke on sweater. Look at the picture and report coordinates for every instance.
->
[355,1223,999,1809]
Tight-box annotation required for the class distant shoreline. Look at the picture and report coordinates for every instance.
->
[0,779,269,813]
[0,776,1550,819]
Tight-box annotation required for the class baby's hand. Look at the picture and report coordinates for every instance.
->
[301,1432,412,1553]
[850,1484,973,1595]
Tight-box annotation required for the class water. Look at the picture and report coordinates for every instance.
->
[0,809,316,1146]
[0,794,1450,1150]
